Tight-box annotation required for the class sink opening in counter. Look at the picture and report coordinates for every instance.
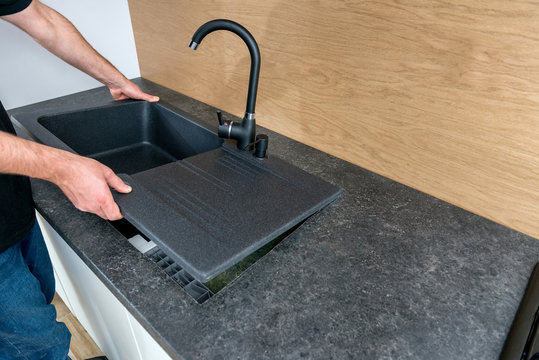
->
[109,218,304,304]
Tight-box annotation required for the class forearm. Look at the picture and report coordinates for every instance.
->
[0,130,65,183]
[0,130,131,220]
[1,1,127,89]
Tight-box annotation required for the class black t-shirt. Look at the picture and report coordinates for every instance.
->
[1,0,35,253]
[0,0,31,16]
[0,104,35,253]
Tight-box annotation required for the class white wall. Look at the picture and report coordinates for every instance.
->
[0,0,140,110]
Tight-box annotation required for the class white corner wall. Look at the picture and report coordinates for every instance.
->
[0,0,140,110]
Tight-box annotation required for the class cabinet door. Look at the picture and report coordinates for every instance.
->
[127,312,173,360]
[37,213,142,360]
[37,213,77,314]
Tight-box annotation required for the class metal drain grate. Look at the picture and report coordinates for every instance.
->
[145,247,213,304]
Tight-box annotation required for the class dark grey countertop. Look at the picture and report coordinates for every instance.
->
[10,78,539,360]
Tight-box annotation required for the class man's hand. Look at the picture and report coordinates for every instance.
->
[53,152,131,220]
[0,131,131,221]
[109,79,159,102]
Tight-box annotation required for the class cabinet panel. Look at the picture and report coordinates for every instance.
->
[127,312,173,360]
[37,213,147,360]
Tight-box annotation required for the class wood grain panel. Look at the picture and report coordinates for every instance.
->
[128,0,539,239]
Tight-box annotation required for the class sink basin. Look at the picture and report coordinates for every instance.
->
[38,101,223,174]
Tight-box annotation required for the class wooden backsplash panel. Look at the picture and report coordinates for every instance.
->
[128,0,539,239]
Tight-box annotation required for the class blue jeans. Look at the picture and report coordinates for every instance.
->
[0,221,71,360]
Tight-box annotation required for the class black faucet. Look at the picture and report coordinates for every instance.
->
[189,19,261,151]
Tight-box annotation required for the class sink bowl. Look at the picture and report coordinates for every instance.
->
[38,101,223,174]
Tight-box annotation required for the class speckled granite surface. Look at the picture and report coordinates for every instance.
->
[10,78,539,360]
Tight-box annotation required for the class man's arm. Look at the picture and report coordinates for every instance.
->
[0,0,159,220]
[0,0,158,102]
[0,131,130,220]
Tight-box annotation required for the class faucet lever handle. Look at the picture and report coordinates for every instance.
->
[216,109,225,125]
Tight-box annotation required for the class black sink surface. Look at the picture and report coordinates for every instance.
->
[38,101,223,174]
[13,98,341,283]
[114,146,341,282]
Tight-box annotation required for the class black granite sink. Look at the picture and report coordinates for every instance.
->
[13,97,341,284]
[38,101,223,174]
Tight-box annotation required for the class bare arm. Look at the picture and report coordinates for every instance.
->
[0,0,158,220]
[1,0,158,102]
[0,131,130,220]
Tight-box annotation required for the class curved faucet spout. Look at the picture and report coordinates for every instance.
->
[189,19,261,116]
[189,19,261,150]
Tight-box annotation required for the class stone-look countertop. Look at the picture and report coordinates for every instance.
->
[10,78,539,359]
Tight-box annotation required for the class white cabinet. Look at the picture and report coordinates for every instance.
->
[127,311,174,360]
[36,212,173,360]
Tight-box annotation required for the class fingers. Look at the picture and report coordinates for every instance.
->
[56,157,128,220]
[138,92,160,102]
[113,94,129,101]
[75,187,123,220]
[109,88,127,101]
[123,86,159,102]
[91,182,123,220]
[99,190,123,221]
[85,196,123,221]
[105,170,132,194]
[64,186,121,220]
[100,169,129,220]
[109,82,159,102]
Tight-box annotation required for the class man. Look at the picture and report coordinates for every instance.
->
[0,0,158,359]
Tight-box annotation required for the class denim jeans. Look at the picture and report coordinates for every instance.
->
[0,221,71,360]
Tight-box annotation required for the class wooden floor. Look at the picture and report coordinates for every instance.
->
[52,293,105,360]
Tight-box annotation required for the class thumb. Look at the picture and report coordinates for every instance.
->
[129,85,159,102]
[106,172,132,194]
[140,92,160,102]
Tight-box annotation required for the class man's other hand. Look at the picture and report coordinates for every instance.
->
[109,79,159,102]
